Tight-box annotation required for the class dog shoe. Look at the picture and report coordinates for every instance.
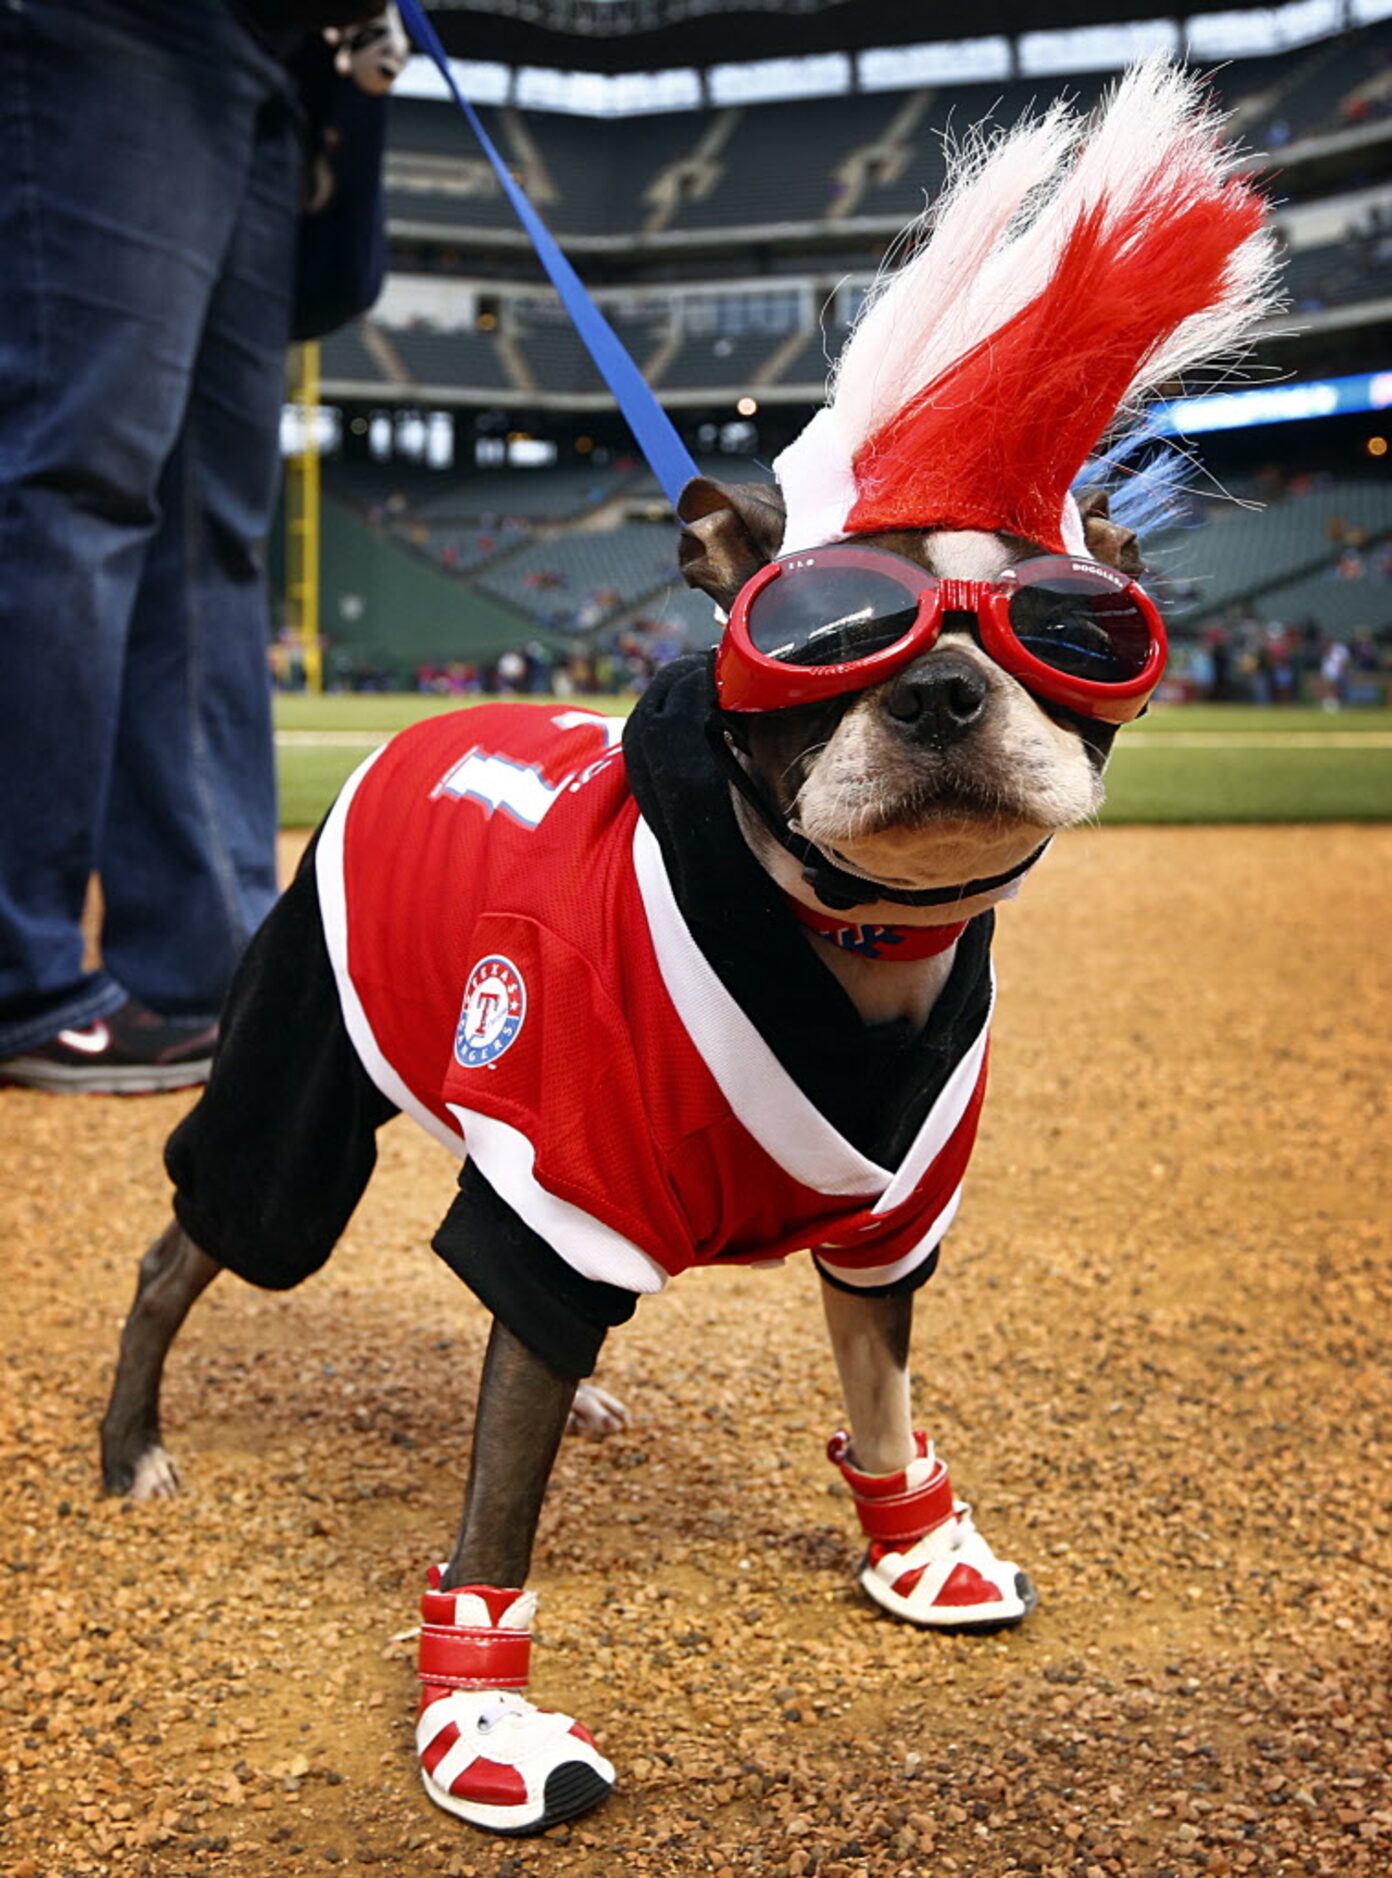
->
[417,1573,614,1835]
[828,1431,1036,1631]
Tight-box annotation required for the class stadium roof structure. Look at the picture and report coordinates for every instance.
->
[426,0,1336,72]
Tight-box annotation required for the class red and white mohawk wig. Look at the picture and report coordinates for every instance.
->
[774,59,1279,556]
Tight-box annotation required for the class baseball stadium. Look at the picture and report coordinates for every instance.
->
[2,0,1389,1875]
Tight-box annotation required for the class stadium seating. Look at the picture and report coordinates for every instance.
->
[514,310,672,393]
[1153,480,1392,622]
[777,325,851,394]
[396,519,530,575]
[384,327,513,391]
[658,330,785,392]
[320,322,384,384]
[1255,569,1392,635]
[477,521,676,626]
[1283,236,1392,312]
[423,465,636,518]
[377,35,1388,250]
[625,576,725,648]
[1235,34,1391,142]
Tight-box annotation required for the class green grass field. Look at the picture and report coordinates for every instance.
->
[273,694,1392,828]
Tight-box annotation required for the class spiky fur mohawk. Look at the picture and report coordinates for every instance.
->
[774,58,1280,555]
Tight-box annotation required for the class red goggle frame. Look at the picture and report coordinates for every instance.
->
[715,545,1167,726]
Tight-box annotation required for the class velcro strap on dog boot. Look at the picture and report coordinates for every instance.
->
[828,1432,1037,1632]
[416,1570,614,1835]
[420,1574,534,1691]
[828,1429,956,1545]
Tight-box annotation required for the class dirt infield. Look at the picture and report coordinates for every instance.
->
[2,826,1388,1878]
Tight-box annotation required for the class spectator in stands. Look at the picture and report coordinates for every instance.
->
[496,650,528,692]
[1209,628,1234,702]
[1321,640,1351,710]
[0,0,389,1095]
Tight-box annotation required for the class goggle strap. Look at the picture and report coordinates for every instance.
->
[706,717,1052,913]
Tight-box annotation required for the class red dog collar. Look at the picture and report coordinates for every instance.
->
[787,897,967,962]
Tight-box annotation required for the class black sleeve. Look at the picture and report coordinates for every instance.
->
[812,1245,941,1301]
[433,1163,639,1380]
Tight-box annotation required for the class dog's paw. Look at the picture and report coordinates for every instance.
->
[125,1445,182,1502]
[567,1383,629,1439]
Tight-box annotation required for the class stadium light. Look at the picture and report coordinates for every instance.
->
[1153,371,1392,435]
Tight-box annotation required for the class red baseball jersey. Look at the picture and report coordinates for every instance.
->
[316,705,992,1297]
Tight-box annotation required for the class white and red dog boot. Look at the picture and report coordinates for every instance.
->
[828,1431,1037,1631]
[416,1571,614,1834]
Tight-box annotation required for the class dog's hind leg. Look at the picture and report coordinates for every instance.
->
[101,1217,220,1500]
[566,1379,629,1439]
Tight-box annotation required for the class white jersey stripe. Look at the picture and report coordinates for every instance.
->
[633,816,889,1197]
[870,989,992,1217]
[317,748,468,1159]
[633,816,991,1206]
[816,1188,963,1289]
[445,1106,668,1295]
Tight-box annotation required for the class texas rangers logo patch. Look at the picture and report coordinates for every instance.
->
[455,955,526,1067]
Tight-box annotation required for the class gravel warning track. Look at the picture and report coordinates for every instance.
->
[2,826,1388,1878]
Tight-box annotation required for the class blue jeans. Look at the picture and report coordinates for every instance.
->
[0,0,303,1052]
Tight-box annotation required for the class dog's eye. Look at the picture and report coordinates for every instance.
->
[752,568,919,668]
[1008,592,1133,683]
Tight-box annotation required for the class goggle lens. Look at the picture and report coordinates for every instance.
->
[1006,572,1155,686]
[747,564,922,669]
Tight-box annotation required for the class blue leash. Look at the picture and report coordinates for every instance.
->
[395,0,700,508]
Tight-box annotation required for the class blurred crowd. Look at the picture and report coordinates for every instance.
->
[273,621,691,695]
[1171,616,1389,706]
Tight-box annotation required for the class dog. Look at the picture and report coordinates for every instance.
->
[100,60,1275,1838]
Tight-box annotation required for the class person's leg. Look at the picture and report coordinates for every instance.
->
[0,0,289,1054]
[99,83,302,1016]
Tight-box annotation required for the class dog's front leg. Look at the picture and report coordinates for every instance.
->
[820,1272,1035,1630]
[415,1319,615,1833]
[443,1319,575,1588]
[818,1276,915,1475]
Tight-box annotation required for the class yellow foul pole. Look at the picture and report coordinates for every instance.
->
[286,342,323,695]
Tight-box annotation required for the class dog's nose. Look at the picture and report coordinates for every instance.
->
[883,650,990,746]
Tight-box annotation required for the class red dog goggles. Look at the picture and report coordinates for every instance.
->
[715,545,1167,725]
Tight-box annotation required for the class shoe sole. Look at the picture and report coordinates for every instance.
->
[861,1564,1039,1633]
[420,1759,614,1836]
[0,1059,212,1094]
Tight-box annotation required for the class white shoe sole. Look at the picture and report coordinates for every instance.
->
[0,1057,212,1094]
[860,1561,1037,1631]
[420,1755,614,1836]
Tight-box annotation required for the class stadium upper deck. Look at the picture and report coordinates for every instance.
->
[382,36,1387,245]
[321,22,1392,409]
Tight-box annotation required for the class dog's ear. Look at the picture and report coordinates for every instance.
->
[677,477,786,609]
[1075,488,1143,577]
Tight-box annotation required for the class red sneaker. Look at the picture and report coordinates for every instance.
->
[829,1431,1036,1630]
[416,1574,613,1835]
